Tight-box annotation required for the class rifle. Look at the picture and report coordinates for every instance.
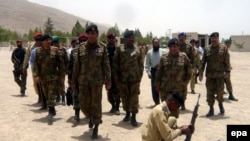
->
[185,93,201,141]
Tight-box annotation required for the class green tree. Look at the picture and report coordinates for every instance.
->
[71,20,85,37]
[107,23,120,36]
[44,17,54,35]
[99,32,107,43]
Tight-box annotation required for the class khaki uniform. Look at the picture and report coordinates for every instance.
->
[33,46,61,107]
[224,50,233,93]
[72,42,111,124]
[199,44,230,105]
[141,102,182,141]
[155,52,192,118]
[113,44,144,114]
[190,47,200,91]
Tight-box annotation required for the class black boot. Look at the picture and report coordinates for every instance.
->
[48,107,56,118]
[89,118,94,128]
[206,105,214,117]
[91,124,99,140]
[218,103,225,114]
[74,108,80,122]
[115,101,120,115]
[181,103,186,110]
[228,92,238,101]
[123,111,130,122]
[109,102,116,113]
[131,113,138,127]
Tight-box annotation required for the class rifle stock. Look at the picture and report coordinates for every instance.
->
[185,93,200,141]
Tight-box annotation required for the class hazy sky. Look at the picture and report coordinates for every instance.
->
[29,0,250,39]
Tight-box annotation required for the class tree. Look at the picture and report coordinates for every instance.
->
[98,32,107,44]
[44,17,54,35]
[71,20,85,37]
[233,40,245,52]
[107,23,120,36]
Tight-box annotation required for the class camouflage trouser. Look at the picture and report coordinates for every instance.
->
[107,85,120,104]
[190,73,196,91]
[206,78,224,106]
[58,74,66,96]
[78,84,103,124]
[224,74,232,93]
[119,82,140,114]
[73,88,80,109]
[13,68,27,92]
[41,80,57,107]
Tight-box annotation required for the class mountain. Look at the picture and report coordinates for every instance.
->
[0,0,108,35]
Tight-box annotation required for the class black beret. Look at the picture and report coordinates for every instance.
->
[107,32,115,39]
[41,34,52,41]
[178,32,186,37]
[167,38,179,47]
[86,24,99,33]
[124,30,134,38]
[172,91,184,105]
[210,32,219,37]
[78,33,88,41]
[190,39,196,43]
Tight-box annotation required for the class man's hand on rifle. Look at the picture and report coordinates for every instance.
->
[179,125,191,135]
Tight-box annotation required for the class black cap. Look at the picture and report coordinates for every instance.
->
[178,32,186,37]
[124,30,134,38]
[86,24,98,33]
[190,39,196,44]
[210,32,219,37]
[41,34,52,41]
[167,38,179,47]
[107,32,115,39]
[172,91,184,105]
[224,39,231,44]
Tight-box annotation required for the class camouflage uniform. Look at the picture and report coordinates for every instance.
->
[113,43,144,115]
[155,52,192,118]
[33,46,61,107]
[57,46,68,98]
[190,47,200,93]
[11,47,27,95]
[72,41,111,124]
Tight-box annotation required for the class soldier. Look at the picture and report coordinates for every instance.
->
[199,32,231,117]
[106,32,121,115]
[177,32,194,110]
[155,38,192,118]
[189,39,200,94]
[113,30,144,127]
[72,24,111,139]
[51,36,68,104]
[22,32,43,102]
[141,92,191,141]
[224,39,238,101]
[33,34,62,118]
[145,38,165,106]
[11,39,27,96]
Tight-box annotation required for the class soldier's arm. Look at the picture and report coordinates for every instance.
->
[183,56,192,84]
[139,49,144,81]
[72,48,80,85]
[102,46,111,85]
[224,47,231,73]
[145,51,151,76]
[112,47,119,82]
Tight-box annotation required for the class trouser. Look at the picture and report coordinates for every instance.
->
[151,68,160,105]
[119,82,140,114]
[13,68,27,92]
[107,84,120,106]
[78,84,103,124]
[41,80,57,107]
[73,86,80,109]
[206,78,224,106]
[224,74,233,93]
[58,74,66,96]
[190,73,196,91]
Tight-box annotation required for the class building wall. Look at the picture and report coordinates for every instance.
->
[230,35,250,52]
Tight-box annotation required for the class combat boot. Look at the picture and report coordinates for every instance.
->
[91,124,99,140]
[206,105,214,117]
[61,95,65,104]
[228,92,238,101]
[130,113,138,127]
[123,111,130,122]
[89,118,94,128]
[181,103,186,110]
[115,101,120,115]
[109,102,115,113]
[74,108,80,122]
[20,88,25,96]
[218,103,225,114]
[48,107,56,118]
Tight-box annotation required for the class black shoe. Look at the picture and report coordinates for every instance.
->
[48,107,56,118]
[206,106,214,117]
[219,103,225,114]
[74,108,80,122]
[109,107,116,113]
[130,114,138,127]
[89,118,94,128]
[115,109,120,115]
[228,93,238,101]
[181,104,186,110]
[123,112,130,122]
[191,90,195,94]
[91,124,99,140]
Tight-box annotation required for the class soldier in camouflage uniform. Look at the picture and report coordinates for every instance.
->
[113,30,144,127]
[224,39,238,101]
[72,24,111,139]
[177,32,195,110]
[199,32,231,117]
[33,34,62,118]
[51,36,68,104]
[189,39,200,94]
[155,38,192,118]
[11,39,27,96]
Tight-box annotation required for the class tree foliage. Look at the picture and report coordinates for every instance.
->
[233,40,245,51]
[44,17,54,35]
[71,20,85,37]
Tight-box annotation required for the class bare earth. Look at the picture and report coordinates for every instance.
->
[0,47,249,141]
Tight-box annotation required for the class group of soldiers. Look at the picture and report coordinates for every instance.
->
[11,23,238,140]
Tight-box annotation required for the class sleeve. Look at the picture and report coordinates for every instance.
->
[154,57,163,87]
[145,51,151,75]
[72,49,80,85]
[102,46,111,85]
[32,49,39,77]
[154,112,182,141]
[22,46,31,69]
[183,55,192,84]
[139,49,144,80]
[224,47,231,73]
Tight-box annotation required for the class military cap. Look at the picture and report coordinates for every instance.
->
[33,32,42,40]
[178,32,186,37]
[172,91,184,105]
[41,34,52,41]
[190,39,196,43]
[195,40,199,44]
[107,32,115,39]
[16,39,22,43]
[78,33,88,41]
[52,36,59,43]
[86,24,99,33]
[210,32,219,37]
[224,39,231,44]
[124,30,134,38]
[167,38,179,47]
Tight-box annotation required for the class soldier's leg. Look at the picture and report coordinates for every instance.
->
[113,86,121,115]
[107,88,115,113]
[13,69,22,88]
[119,82,130,121]
[47,80,57,118]
[60,75,66,104]
[78,84,91,118]
[130,82,140,126]
[190,73,195,94]
[206,78,216,117]
[216,78,225,114]
[90,84,103,125]
[20,71,27,96]
[225,74,238,101]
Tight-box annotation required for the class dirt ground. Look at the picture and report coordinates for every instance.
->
[0,47,249,141]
